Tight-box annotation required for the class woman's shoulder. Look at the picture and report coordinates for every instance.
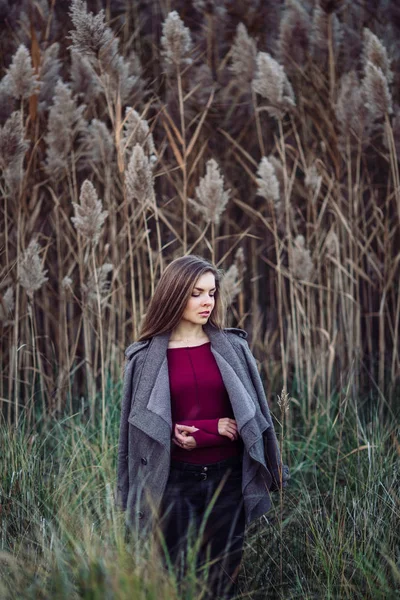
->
[124,338,151,360]
[222,327,248,341]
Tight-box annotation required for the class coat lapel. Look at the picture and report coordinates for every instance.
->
[127,323,269,454]
[128,331,172,450]
[205,323,271,451]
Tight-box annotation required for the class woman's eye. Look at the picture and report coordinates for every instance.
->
[191,293,215,297]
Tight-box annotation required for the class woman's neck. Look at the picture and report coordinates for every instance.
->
[169,322,207,342]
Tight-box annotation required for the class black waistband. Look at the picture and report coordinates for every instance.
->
[170,454,242,472]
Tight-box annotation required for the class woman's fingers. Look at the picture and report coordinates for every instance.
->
[172,435,196,450]
[219,420,239,440]
[175,424,199,434]
[175,430,189,443]
[226,424,237,433]
[173,424,198,444]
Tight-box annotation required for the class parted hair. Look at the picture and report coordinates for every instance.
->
[137,255,226,340]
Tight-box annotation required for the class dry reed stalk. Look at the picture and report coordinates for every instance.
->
[327,12,336,104]
[125,142,157,306]
[85,122,119,382]
[48,185,83,413]
[91,251,108,448]
[116,100,139,340]
[277,386,290,588]
[249,237,260,348]
[161,11,193,253]
[176,67,188,253]
[229,23,264,155]
[18,238,49,424]
[71,180,109,420]
[278,116,292,396]
[160,81,215,260]
[233,194,289,388]
[0,109,29,421]
[188,158,230,263]
[234,247,246,323]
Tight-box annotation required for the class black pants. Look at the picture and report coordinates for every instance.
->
[159,455,246,599]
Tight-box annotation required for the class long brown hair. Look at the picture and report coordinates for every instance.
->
[137,255,226,341]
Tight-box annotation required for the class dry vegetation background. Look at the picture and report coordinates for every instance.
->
[1,1,400,598]
[1,0,400,424]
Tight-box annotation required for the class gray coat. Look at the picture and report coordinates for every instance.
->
[115,322,290,534]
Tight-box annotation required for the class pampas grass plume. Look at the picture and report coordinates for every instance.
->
[311,4,342,63]
[291,235,313,281]
[125,144,154,205]
[229,23,257,84]
[70,49,102,100]
[85,119,114,166]
[3,44,40,100]
[325,229,339,257]
[252,51,296,119]
[188,158,230,225]
[335,71,361,129]
[278,0,310,74]
[277,386,291,413]
[19,239,49,299]
[45,80,86,175]
[305,164,322,192]
[335,70,371,146]
[363,28,393,84]
[0,111,28,172]
[71,180,108,246]
[69,0,117,68]
[221,264,241,305]
[363,61,393,120]
[82,263,113,307]
[38,43,62,111]
[161,11,193,70]
[256,156,280,204]
[234,247,246,275]
[122,108,155,158]
[0,287,14,323]
[61,276,73,290]
[193,0,226,17]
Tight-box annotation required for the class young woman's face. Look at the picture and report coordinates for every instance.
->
[181,271,216,326]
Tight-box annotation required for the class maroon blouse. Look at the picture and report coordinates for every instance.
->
[167,341,243,464]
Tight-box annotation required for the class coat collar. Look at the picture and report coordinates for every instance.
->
[127,322,269,454]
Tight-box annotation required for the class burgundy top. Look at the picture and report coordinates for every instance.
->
[167,341,243,464]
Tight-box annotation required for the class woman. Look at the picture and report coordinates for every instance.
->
[116,255,289,598]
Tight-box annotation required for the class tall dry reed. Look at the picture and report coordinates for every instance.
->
[0,0,398,433]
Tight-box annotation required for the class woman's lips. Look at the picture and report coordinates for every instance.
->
[199,311,210,316]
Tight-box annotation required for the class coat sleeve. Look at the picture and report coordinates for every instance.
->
[115,355,135,512]
[240,340,290,491]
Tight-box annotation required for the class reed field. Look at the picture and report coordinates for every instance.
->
[0,0,399,598]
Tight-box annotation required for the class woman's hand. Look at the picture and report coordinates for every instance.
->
[218,418,238,440]
[173,423,198,450]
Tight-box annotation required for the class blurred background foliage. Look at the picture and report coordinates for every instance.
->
[1,0,399,421]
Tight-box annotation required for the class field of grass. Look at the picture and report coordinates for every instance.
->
[1,379,399,598]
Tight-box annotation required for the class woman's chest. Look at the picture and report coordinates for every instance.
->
[167,350,233,418]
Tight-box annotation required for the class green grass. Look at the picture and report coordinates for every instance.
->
[0,378,399,599]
